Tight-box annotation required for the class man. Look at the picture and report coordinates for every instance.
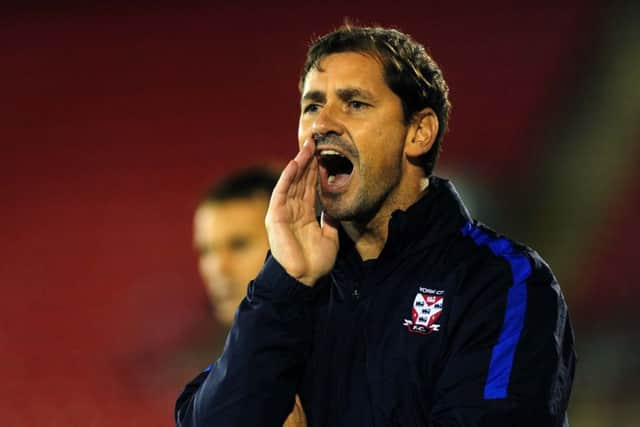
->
[176,26,576,426]
[185,167,307,426]
[193,168,278,327]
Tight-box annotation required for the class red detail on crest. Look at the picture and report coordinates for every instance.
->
[404,292,444,335]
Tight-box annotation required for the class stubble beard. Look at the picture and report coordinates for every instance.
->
[318,173,396,227]
[319,191,372,223]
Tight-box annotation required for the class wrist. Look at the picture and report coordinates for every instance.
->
[252,255,316,302]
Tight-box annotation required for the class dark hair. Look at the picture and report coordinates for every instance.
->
[299,25,451,175]
[200,166,279,204]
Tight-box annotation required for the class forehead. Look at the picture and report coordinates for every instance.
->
[302,51,387,94]
[194,198,268,239]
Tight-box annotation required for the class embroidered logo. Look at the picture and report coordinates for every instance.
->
[403,287,444,335]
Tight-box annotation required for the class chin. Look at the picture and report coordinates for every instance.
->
[216,314,234,328]
[319,195,350,219]
[322,195,375,223]
[325,208,358,223]
[320,203,345,221]
[211,304,235,327]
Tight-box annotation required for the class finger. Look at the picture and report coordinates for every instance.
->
[293,139,315,181]
[291,140,314,200]
[301,145,320,204]
[302,155,318,205]
[271,159,298,203]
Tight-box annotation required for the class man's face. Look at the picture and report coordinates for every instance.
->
[193,197,269,326]
[298,52,410,222]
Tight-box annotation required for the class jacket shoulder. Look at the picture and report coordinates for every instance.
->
[455,220,556,289]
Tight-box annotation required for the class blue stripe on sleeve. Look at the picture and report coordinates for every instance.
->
[461,221,532,400]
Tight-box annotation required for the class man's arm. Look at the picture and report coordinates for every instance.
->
[175,256,314,426]
[431,241,576,426]
[176,140,337,426]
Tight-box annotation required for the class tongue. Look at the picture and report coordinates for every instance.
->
[328,173,350,186]
[320,164,352,194]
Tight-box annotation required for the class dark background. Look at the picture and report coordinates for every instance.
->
[2,1,638,425]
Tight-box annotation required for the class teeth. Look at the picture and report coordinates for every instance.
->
[320,150,343,156]
[328,175,336,184]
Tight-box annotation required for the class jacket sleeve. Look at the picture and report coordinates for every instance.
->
[175,255,314,427]
[430,249,576,427]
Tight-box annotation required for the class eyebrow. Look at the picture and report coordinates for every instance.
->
[301,90,325,104]
[301,87,377,105]
[336,87,376,102]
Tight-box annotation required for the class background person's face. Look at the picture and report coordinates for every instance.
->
[193,197,270,326]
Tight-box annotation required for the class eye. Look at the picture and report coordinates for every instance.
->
[196,245,214,257]
[348,100,369,110]
[229,237,250,252]
[303,103,321,114]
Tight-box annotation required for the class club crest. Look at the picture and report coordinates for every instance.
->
[403,287,444,335]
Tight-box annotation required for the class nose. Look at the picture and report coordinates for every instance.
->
[201,251,233,282]
[311,103,345,139]
[212,251,233,276]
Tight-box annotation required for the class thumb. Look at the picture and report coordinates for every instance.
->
[320,211,339,242]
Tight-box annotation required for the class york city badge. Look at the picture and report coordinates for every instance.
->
[403,287,444,335]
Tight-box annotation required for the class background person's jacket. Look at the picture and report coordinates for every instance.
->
[175,177,576,426]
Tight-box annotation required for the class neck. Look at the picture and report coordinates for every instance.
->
[342,176,429,261]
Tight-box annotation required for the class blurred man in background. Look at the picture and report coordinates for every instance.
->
[185,166,306,426]
[193,168,278,328]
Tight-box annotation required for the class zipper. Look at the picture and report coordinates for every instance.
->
[352,287,360,301]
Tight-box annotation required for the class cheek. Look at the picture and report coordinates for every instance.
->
[363,126,404,164]
[198,257,212,277]
[239,246,268,281]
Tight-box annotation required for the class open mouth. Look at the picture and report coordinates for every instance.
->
[317,149,354,193]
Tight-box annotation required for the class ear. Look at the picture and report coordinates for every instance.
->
[404,108,439,159]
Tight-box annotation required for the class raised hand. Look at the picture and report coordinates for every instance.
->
[265,140,339,286]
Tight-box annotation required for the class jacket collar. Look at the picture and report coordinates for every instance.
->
[384,176,471,254]
[331,176,472,287]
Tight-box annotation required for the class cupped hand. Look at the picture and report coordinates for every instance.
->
[265,140,339,286]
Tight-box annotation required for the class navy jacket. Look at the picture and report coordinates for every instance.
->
[176,177,576,426]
